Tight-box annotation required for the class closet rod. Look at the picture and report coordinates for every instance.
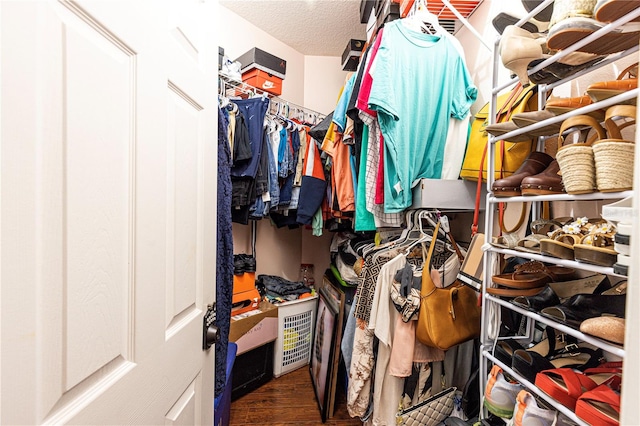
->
[219,74,326,122]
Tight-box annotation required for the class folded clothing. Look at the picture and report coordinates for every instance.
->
[256,274,311,298]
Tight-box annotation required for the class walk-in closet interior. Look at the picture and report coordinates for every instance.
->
[215,1,640,425]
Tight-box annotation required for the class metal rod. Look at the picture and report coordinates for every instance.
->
[487,190,633,203]
[440,0,491,51]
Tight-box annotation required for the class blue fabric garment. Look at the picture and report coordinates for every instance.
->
[278,127,288,178]
[341,295,358,376]
[369,20,477,212]
[215,107,234,398]
[278,129,300,208]
[230,97,269,178]
[266,132,280,210]
[332,73,357,133]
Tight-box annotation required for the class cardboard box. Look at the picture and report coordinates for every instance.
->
[235,47,286,80]
[241,69,283,96]
[341,39,365,72]
[230,301,279,355]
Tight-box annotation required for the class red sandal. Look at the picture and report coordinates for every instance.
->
[535,363,622,410]
[575,377,622,426]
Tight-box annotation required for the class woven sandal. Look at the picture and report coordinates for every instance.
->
[555,115,606,195]
[593,104,636,192]
[548,0,640,55]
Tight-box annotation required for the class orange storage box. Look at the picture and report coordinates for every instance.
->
[242,69,283,96]
[233,272,256,294]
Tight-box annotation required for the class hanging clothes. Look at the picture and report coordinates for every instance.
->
[368,19,477,212]
[215,107,234,398]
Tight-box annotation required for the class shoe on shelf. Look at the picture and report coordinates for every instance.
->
[523,0,556,22]
[586,62,638,104]
[520,159,565,195]
[573,221,618,266]
[489,260,577,298]
[492,151,554,197]
[484,365,525,419]
[547,0,640,55]
[511,273,609,311]
[511,110,562,137]
[535,363,622,410]
[528,53,605,85]
[499,25,549,86]
[539,217,606,259]
[512,344,604,384]
[540,280,627,328]
[595,0,640,23]
[493,12,549,35]
[544,94,606,121]
[555,115,606,195]
[575,381,622,426]
[580,316,625,345]
[507,390,559,426]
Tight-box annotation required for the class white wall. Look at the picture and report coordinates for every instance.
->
[304,55,349,114]
[218,4,305,104]
[220,6,348,283]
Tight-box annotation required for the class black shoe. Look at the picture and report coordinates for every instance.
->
[522,0,554,22]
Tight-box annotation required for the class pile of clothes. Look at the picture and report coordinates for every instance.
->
[256,274,314,303]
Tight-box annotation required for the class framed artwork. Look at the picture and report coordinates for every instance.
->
[310,288,338,423]
[321,277,346,418]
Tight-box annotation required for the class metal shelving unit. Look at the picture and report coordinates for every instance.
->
[479,1,637,423]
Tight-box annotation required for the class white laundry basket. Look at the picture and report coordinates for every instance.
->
[273,295,318,377]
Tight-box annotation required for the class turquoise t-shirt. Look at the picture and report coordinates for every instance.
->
[369,20,478,213]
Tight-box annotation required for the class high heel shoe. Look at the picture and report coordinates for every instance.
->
[500,25,548,86]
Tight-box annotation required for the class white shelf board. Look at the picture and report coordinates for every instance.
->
[486,247,627,278]
[484,294,626,358]
[411,178,484,210]
[487,191,633,204]
[482,351,590,426]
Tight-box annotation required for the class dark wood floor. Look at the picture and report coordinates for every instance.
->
[230,365,363,425]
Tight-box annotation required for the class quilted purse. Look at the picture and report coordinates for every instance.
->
[396,386,456,426]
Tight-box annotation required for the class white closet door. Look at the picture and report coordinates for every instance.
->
[0,0,218,424]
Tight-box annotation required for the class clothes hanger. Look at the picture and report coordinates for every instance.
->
[406,0,445,35]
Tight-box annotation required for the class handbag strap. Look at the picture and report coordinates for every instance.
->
[421,221,441,297]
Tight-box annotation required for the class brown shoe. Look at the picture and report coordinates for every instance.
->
[492,151,554,197]
[521,159,565,195]
[545,95,606,121]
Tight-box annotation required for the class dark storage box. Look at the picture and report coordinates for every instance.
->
[341,39,365,72]
[376,0,400,28]
[235,48,286,80]
[231,341,274,400]
[360,0,376,23]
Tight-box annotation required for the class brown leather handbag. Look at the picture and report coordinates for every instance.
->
[416,221,482,351]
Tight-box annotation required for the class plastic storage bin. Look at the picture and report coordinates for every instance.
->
[273,295,318,377]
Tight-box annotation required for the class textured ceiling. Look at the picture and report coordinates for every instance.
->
[219,0,368,56]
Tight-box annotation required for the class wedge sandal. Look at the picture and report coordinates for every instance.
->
[539,217,605,259]
[548,17,640,55]
[536,363,622,410]
[573,221,618,266]
[586,63,638,104]
[595,0,640,23]
[576,383,621,426]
